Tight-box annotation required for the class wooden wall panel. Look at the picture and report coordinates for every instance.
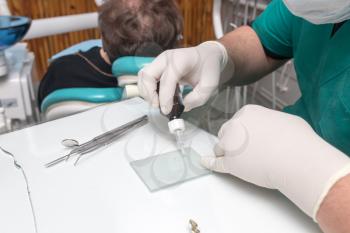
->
[7,0,215,79]
[178,0,215,47]
[8,0,100,78]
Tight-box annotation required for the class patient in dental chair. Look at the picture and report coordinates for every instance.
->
[38,0,183,109]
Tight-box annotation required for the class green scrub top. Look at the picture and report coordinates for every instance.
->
[252,0,350,156]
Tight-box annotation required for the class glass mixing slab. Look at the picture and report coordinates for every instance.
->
[130,148,211,192]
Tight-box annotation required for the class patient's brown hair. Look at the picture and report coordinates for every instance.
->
[98,0,183,61]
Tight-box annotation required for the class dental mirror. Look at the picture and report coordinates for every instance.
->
[61,139,80,148]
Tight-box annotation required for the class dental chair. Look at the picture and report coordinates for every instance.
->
[40,40,154,120]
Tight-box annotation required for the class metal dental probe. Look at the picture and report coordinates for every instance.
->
[73,119,147,166]
[45,115,148,168]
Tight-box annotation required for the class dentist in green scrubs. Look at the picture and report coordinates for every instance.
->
[140,0,350,157]
[253,0,350,156]
[139,0,350,232]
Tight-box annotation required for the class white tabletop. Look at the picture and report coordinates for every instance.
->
[0,98,321,233]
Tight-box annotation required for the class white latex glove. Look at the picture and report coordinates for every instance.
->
[138,41,229,114]
[201,105,350,220]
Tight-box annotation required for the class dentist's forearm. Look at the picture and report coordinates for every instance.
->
[317,174,350,233]
[219,26,286,86]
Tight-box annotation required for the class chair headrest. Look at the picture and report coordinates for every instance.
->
[41,88,123,112]
[112,56,155,77]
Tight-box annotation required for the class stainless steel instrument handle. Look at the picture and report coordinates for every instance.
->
[45,115,148,168]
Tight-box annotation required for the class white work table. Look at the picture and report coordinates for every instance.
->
[0,98,321,233]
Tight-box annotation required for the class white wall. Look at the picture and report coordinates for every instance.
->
[0,0,10,15]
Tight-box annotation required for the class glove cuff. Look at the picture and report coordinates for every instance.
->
[312,163,350,221]
[199,41,229,71]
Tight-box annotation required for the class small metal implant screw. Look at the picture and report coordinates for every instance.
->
[189,219,200,233]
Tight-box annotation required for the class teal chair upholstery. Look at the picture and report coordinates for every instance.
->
[40,88,124,113]
[112,56,155,77]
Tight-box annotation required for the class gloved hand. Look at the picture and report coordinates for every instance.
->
[138,41,229,114]
[201,105,350,221]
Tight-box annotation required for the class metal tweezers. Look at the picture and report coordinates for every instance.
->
[45,115,148,168]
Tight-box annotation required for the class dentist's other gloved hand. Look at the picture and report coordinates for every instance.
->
[201,105,350,221]
[138,41,229,114]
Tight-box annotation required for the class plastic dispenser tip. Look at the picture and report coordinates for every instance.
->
[157,83,186,153]
[168,119,186,154]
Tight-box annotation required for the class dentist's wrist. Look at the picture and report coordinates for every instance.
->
[312,163,350,221]
[317,174,350,232]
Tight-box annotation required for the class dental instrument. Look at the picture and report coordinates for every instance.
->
[0,146,39,233]
[45,115,148,168]
[61,138,80,148]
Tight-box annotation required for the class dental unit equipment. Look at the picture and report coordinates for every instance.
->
[0,16,38,133]
[45,115,148,168]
